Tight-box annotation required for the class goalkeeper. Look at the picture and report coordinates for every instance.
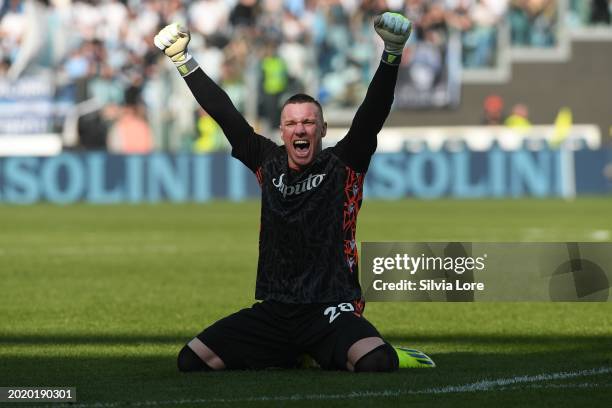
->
[155,12,435,372]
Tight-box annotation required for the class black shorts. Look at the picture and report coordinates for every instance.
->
[195,300,381,370]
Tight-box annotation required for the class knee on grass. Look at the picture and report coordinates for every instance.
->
[177,345,212,372]
[354,343,399,373]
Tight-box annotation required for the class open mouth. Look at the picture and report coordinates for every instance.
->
[293,140,311,157]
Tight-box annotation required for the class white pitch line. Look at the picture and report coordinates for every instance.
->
[498,382,611,391]
[27,366,612,408]
[415,366,612,394]
[590,230,611,241]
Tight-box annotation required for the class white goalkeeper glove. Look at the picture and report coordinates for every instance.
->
[154,23,198,76]
[374,12,412,64]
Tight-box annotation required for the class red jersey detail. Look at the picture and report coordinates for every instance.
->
[255,167,263,187]
[352,298,366,317]
[342,167,364,276]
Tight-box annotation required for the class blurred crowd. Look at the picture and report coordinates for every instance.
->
[0,0,610,152]
[481,93,577,147]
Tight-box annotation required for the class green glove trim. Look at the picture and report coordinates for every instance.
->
[176,57,199,77]
[381,50,401,66]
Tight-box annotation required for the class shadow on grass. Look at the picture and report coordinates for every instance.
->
[1,333,611,403]
[0,353,611,407]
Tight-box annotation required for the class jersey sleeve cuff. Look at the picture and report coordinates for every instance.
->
[381,50,402,66]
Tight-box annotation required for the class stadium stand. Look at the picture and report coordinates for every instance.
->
[0,0,610,153]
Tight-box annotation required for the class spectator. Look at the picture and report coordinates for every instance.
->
[420,1,448,47]
[71,0,102,42]
[567,0,591,27]
[230,0,259,28]
[551,106,573,147]
[527,0,557,46]
[107,84,153,154]
[591,0,611,24]
[193,108,226,153]
[258,40,289,128]
[505,103,532,130]
[87,63,124,107]
[0,56,10,74]
[98,0,128,47]
[463,0,507,67]
[189,0,230,45]
[482,94,505,125]
[509,0,557,47]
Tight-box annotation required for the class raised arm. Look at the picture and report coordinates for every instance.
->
[154,24,276,172]
[333,13,412,172]
[181,67,254,149]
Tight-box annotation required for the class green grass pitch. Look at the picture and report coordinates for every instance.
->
[1,199,611,407]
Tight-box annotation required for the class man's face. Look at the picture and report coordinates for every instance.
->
[280,102,327,171]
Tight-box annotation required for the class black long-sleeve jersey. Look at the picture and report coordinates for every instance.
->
[184,61,399,303]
